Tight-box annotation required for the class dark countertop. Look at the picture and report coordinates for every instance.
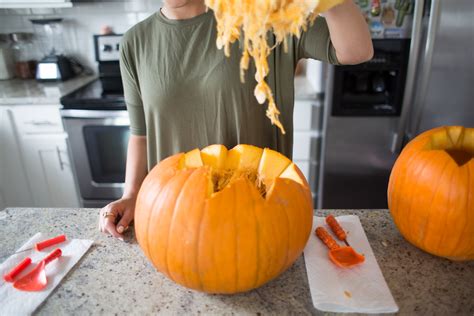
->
[0,208,473,315]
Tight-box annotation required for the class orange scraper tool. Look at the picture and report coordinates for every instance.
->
[315,227,365,268]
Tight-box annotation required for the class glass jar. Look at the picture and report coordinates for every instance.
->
[10,32,37,79]
[0,34,15,80]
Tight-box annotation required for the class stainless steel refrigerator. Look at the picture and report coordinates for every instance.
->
[318,0,474,209]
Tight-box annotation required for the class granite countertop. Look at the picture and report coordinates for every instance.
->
[0,208,473,315]
[0,75,97,105]
[0,74,311,105]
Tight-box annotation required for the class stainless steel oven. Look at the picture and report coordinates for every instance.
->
[61,34,127,207]
[62,109,129,207]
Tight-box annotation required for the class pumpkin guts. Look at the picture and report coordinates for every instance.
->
[205,0,344,134]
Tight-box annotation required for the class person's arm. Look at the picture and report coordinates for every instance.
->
[99,135,147,240]
[324,0,373,64]
[122,135,148,200]
[99,31,149,240]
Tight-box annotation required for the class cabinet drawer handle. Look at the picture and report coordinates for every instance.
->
[25,120,57,126]
[56,147,67,171]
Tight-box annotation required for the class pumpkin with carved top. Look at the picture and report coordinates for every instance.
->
[388,126,474,261]
[135,144,313,293]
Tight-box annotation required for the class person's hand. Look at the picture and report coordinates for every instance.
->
[99,195,136,240]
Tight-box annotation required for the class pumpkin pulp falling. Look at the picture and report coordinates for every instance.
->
[134,144,314,293]
[205,0,345,134]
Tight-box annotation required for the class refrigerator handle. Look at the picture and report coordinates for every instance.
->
[412,0,442,135]
[391,0,426,154]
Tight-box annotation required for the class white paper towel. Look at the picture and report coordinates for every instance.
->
[304,215,398,313]
[0,233,93,316]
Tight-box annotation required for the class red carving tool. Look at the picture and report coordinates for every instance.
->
[15,234,67,254]
[13,248,62,291]
[3,257,32,282]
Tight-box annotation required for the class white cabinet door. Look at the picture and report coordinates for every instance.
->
[294,100,313,131]
[0,108,34,207]
[21,134,80,207]
[13,105,64,135]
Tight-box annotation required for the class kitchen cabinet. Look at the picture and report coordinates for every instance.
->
[20,134,79,207]
[0,107,34,207]
[13,105,64,135]
[0,0,72,8]
[292,100,322,198]
[0,105,80,208]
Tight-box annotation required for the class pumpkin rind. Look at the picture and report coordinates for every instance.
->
[201,144,228,169]
[135,145,313,293]
[388,126,474,261]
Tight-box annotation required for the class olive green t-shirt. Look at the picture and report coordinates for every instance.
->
[120,9,338,170]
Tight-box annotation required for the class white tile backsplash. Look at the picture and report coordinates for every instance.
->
[1,15,30,32]
[0,1,163,71]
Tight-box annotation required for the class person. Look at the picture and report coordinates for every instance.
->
[99,0,373,240]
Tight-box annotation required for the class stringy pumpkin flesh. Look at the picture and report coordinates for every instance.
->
[180,144,296,197]
[211,168,267,197]
[205,0,344,134]
[182,144,310,199]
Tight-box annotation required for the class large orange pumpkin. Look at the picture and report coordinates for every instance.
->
[388,126,474,261]
[135,144,313,293]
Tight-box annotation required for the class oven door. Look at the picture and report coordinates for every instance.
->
[61,110,130,205]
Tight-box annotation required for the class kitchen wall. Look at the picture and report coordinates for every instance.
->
[0,0,164,72]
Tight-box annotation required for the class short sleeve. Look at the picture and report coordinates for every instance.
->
[119,37,147,136]
[297,16,339,65]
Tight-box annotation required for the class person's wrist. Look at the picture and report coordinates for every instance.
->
[122,191,138,201]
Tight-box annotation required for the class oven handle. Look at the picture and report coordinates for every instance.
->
[91,181,125,189]
[60,109,129,119]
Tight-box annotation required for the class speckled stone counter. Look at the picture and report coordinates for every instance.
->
[0,75,97,105]
[0,208,473,315]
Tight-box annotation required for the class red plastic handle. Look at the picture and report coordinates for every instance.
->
[35,234,66,251]
[41,248,62,265]
[3,257,32,282]
[315,227,340,250]
[326,215,347,241]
